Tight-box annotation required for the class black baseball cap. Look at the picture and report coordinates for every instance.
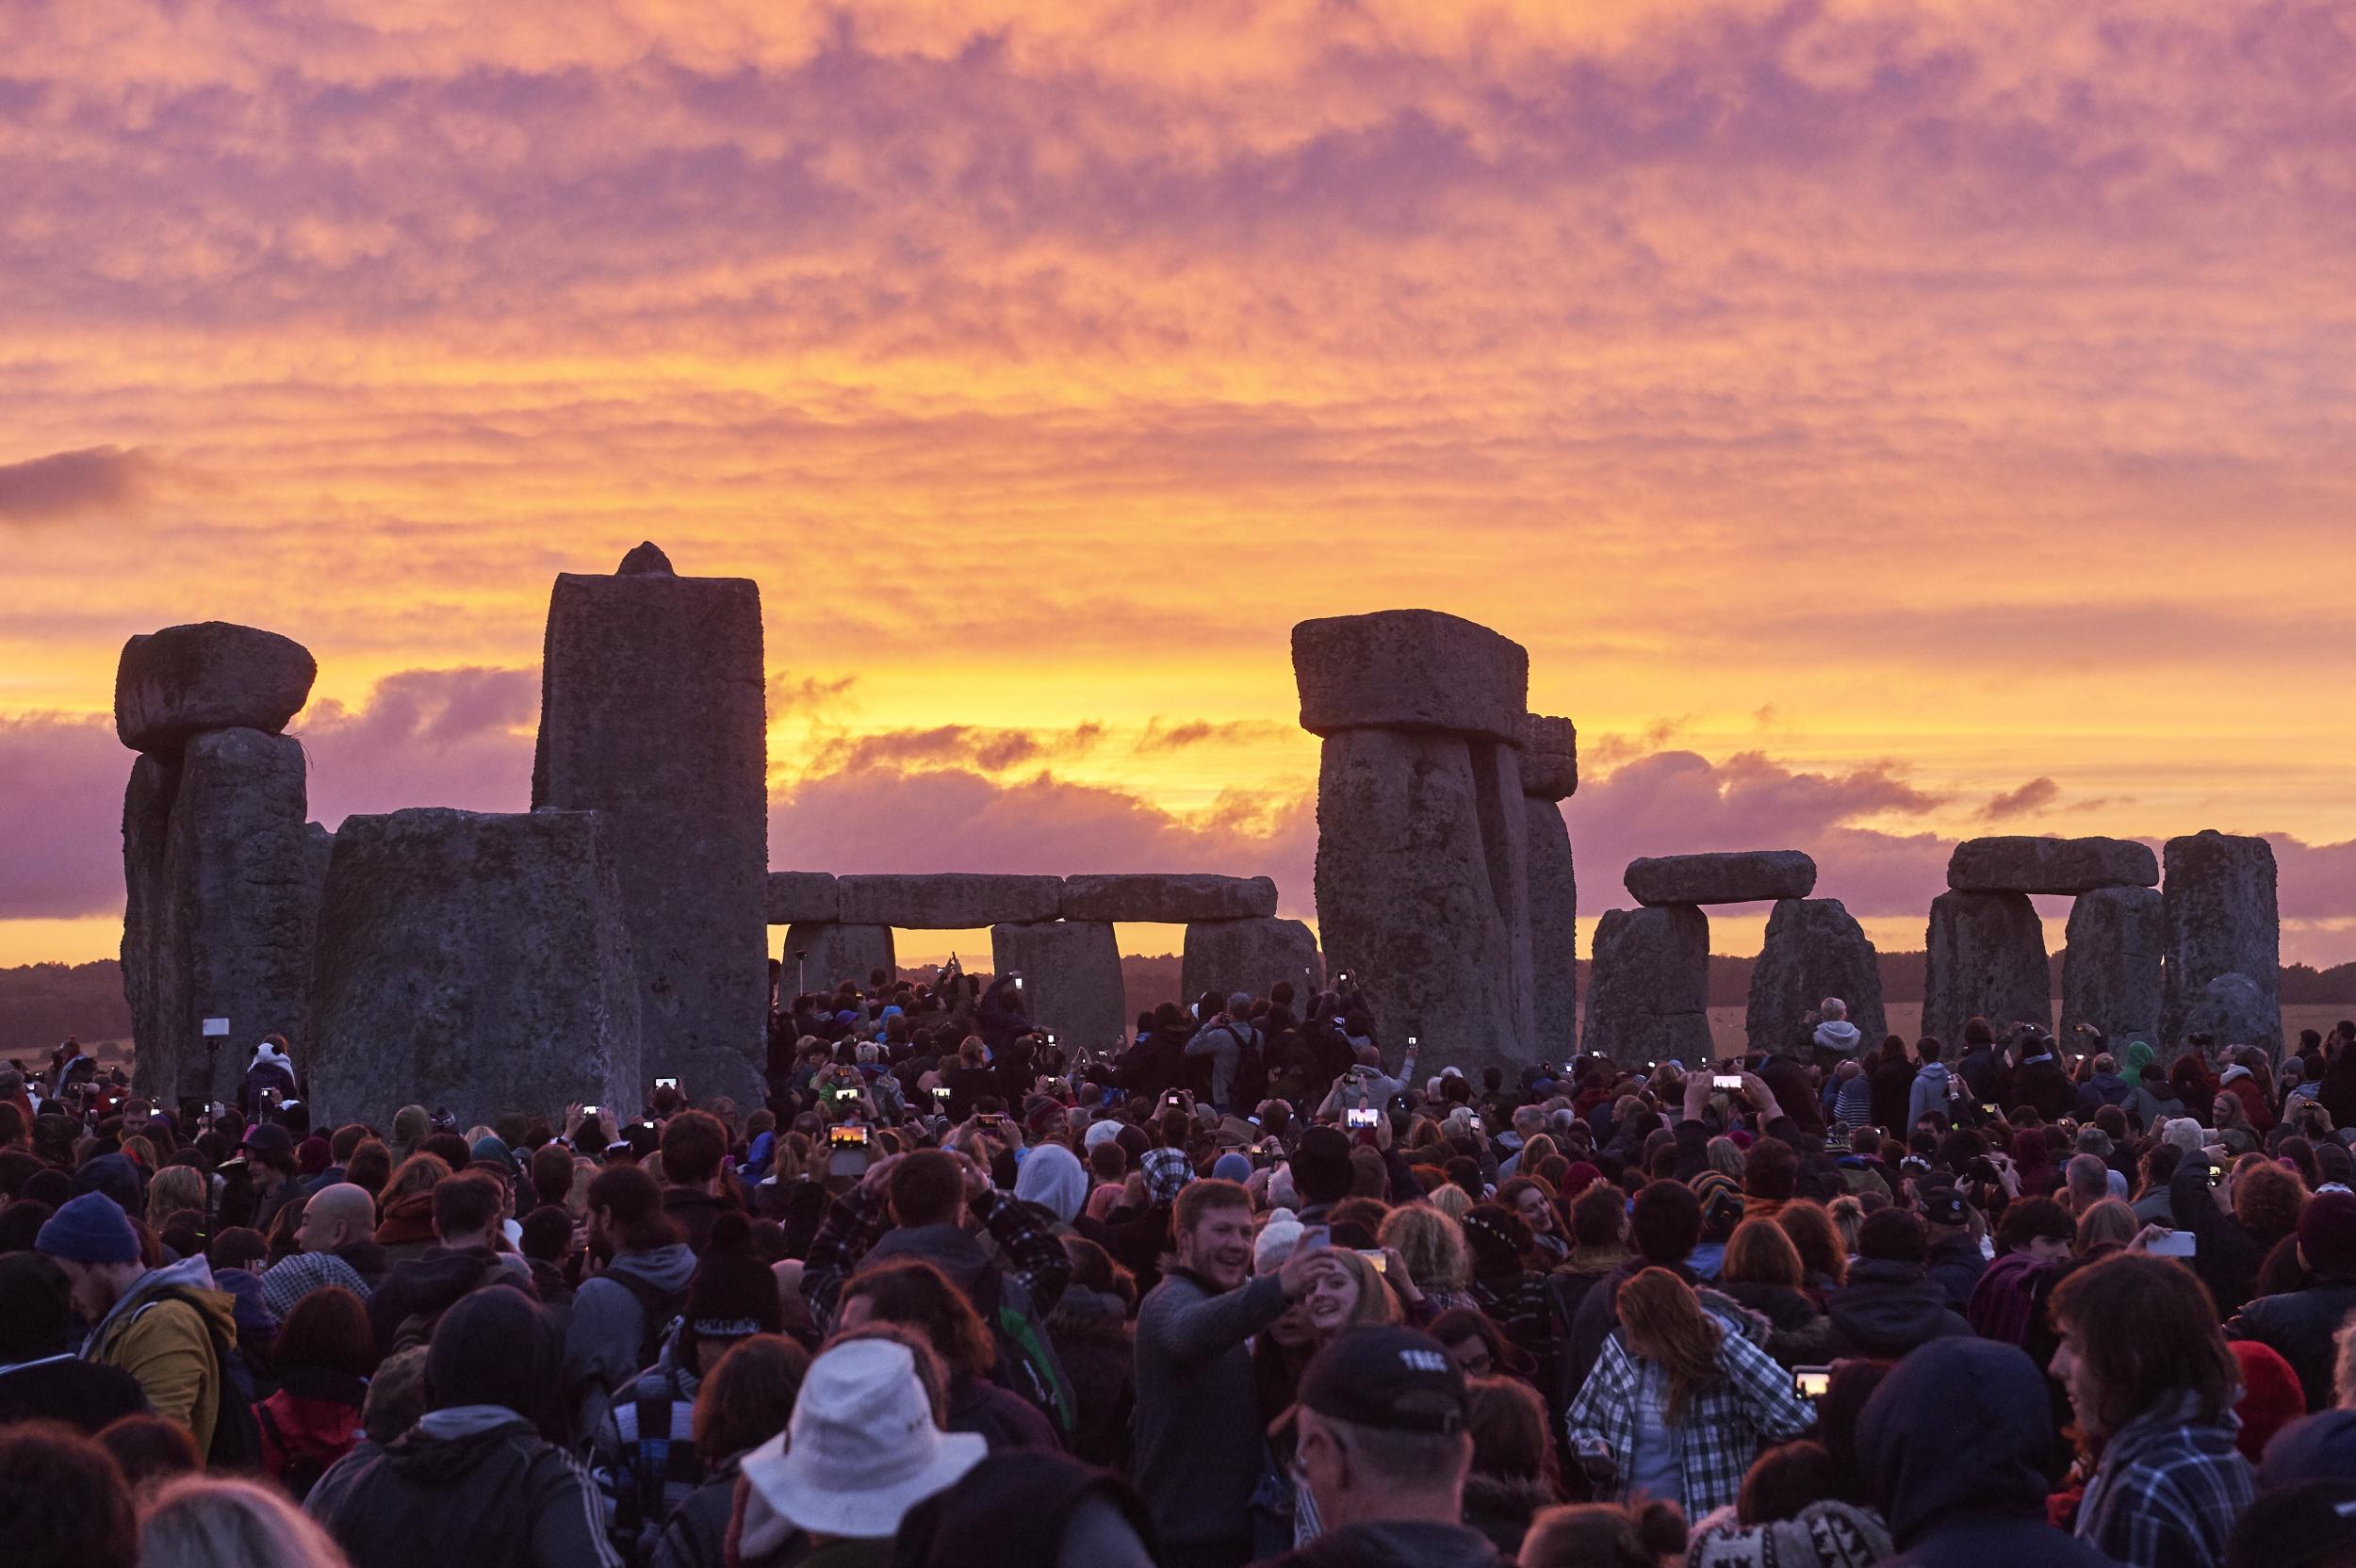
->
[1921,1186,1968,1226]
[1270,1326,1468,1438]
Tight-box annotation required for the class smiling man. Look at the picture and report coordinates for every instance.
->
[1132,1177,1319,1568]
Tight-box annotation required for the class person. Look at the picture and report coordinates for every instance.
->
[139,1474,352,1568]
[1185,995,1260,1113]
[241,1037,300,1118]
[1518,1500,1689,1568]
[892,1446,1162,1568]
[0,1250,149,1431]
[2050,1252,2254,1568]
[265,1184,383,1319]
[99,1410,204,1497]
[728,1336,986,1568]
[1133,1178,1320,1568]
[657,1112,738,1253]
[1458,1373,1561,1558]
[2227,1190,2356,1412]
[1857,1336,2116,1568]
[646,1335,810,1568]
[1822,1209,1971,1361]
[1919,1186,1987,1313]
[256,1286,375,1501]
[1713,1217,1831,1367]
[1564,1266,1816,1519]
[1045,1233,1135,1473]
[566,1165,696,1438]
[35,1190,239,1456]
[0,1418,140,1568]
[835,1257,1059,1451]
[1813,998,1863,1065]
[1253,1325,1506,1567]
[364,1170,530,1357]
[307,1287,621,1568]
[1683,1439,1891,1567]
[1906,1038,1957,1132]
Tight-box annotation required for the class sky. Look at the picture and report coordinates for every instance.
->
[4,0,2354,973]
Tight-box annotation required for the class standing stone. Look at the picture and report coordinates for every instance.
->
[1582,906,1711,1068]
[1745,898,1886,1056]
[1180,918,1323,1006]
[533,545,767,1101]
[1293,611,1529,743]
[114,622,317,754]
[2163,831,2282,1056]
[308,808,640,1127]
[1922,890,2051,1051]
[782,924,897,995]
[1948,836,2159,895]
[120,754,179,1097]
[2182,973,2277,1055]
[990,921,1127,1055]
[2061,887,2164,1046]
[1525,797,1579,1055]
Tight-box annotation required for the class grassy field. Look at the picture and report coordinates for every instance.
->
[1698,1004,2353,1060]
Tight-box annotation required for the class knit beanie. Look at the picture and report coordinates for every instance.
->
[424,1282,557,1414]
[391,1104,431,1149]
[34,1190,140,1265]
[1211,1152,1253,1184]
[1254,1215,1304,1274]
[1561,1161,1604,1198]
[2299,1191,2356,1277]
[469,1135,514,1169]
[684,1212,784,1342]
[296,1136,333,1177]
[2233,1340,2307,1462]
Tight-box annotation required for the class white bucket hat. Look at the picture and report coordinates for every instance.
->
[737,1338,985,1543]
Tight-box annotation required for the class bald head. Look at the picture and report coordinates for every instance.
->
[298,1183,377,1253]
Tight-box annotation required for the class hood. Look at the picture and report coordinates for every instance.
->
[1828,1261,1957,1355]
[1814,1021,1863,1054]
[98,1254,235,1348]
[1052,1282,1130,1324]
[389,1405,534,1484]
[1013,1143,1088,1225]
[1916,1063,1951,1085]
[863,1222,991,1293]
[1857,1338,2058,1544]
[398,1246,518,1318]
[606,1242,697,1294]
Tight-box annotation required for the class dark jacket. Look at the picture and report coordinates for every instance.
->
[948,1371,1061,1452]
[1870,1058,1918,1136]
[659,1189,736,1255]
[1823,1260,1972,1361]
[335,1239,391,1294]
[1858,1337,2113,1568]
[646,1455,737,1568]
[0,1352,148,1433]
[2075,1072,2133,1113]
[308,1406,623,1568]
[1133,1267,1292,1550]
[367,1245,532,1359]
[2168,1155,2264,1318]
[1047,1283,1135,1473]
[1259,1520,1507,1568]
[1714,1279,1832,1367]
[1461,1473,1558,1560]
[2228,1276,2356,1412]
[1922,1233,1988,1315]
[2009,1055,2076,1123]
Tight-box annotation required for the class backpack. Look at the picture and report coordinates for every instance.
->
[1226,1023,1268,1111]
[970,1264,1076,1444]
[254,1401,330,1501]
[605,1267,685,1375]
[138,1287,264,1471]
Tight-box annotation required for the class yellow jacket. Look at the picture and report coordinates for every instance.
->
[87,1258,237,1453]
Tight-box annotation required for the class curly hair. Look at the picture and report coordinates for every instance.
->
[2233,1161,2307,1242]
[1378,1203,1471,1294]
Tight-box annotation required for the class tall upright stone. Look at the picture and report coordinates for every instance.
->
[1746,898,1886,1055]
[1180,917,1323,1007]
[1582,906,1711,1068]
[990,921,1127,1055]
[1521,714,1579,1057]
[309,808,641,1126]
[2061,887,2164,1045]
[2163,831,2282,1055]
[1295,611,1535,1071]
[1922,890,2051,1051]
[534,544,766,1100]
[782,924,897,995]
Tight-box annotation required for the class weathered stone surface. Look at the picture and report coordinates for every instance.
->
[764,872,841,925]
[2164,831,2282,1054]
[836,874,1065,929]
[1518,714,1579,802]
[2181,972,2277,1054]
[1525,797,1579,1054]
[2061,887,2164,1045]
[1180,918,1324,1007]
[1058,874,1279,923]
[309,808,640,1127]
[1293,611,1529,744]
[1312,726,1534,1070]
[533,550,767,1101]
[115,622,317,754]
[1626,851,1816,907]
[991,921,1128,1054]
[782,924,897,994]
[120,729,315,1105]
[1746,898,1887,1057]
[1922,890,2051,1051]
[1582,906,1712,1068]
[616,541,674,576]
[1948,836,2159,895]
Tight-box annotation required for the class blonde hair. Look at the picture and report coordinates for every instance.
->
[139,1476,349,1568]
[2074,1198,2140,1256]
[1426,1184,1472,1224]
[1380,1203,1471,1293]
[1316,1247,1403,1333]
[146,1165,207,1231]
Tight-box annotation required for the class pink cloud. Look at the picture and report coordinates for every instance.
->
[292,667,538,827]
[0,714,130,918]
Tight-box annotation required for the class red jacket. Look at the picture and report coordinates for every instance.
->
[256,1383,362,1489]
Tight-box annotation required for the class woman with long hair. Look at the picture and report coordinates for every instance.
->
[1715,1218,1830,1367]
[1564,1267,1815,1518]
[370,1154,450,1264]
[254,1288,376,1502]
[1461,1373,1564,1557]
[1252,1241,1406,1556]
[1378,1203,1476,1315]
[1774,1201,1850,1304]
[139,1475,350,1568]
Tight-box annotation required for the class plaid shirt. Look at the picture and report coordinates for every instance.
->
[260,1250,371,1320]
[591,1338,702,1566]
[1565,1314,1816,1518]
[800,1184,1071,1333]
[2073,1398,2253,1568]
[1142,1146,1195,1204]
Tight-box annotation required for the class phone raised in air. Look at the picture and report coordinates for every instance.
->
[1793,1365,1832,1398]
[1346,1107,1380,1130]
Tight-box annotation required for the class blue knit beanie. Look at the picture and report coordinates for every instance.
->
[35,1190,140,1265]
[1212,1152,1253,1184]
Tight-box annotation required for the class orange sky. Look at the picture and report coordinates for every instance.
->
[5,0,2353,972]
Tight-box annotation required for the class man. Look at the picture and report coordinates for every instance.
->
[2063,1153,2112,1215]
[1258,1326,1504,1567]
[655,1110,738,1253]
[308,1287,621,1568]
[367,1171,534,1358]
[1134,1178,1320,1568]
[2050,1252,2253,1568]
[799,1148,1072,1335]
[1183,994,1259,1114]
[35,1190,237,1453]
[1906,1037,1957,1133]
[0,1251,149,1432]
[240,1121,305,1237]
[565,1165,696,1439]
[1811,996,1862,1068]
[2009,1031,2077,1123]
[1823,1209,1971,1361]
[2228,1190,2356,1412]
[1966,1197,2074,1349]
[1919,1185,1987,1314]
[1563,1179,1739,1396]
[263,1182,388,1319]
[2076,1052,2133,1114]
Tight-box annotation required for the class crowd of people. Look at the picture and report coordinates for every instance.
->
[5,962,2356,1568]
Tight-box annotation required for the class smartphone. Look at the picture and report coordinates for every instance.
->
[1046,1033,1057,1045]
[828,1125,869,1148]
[1713,1074,1743,1091]
[1465,1115,1482,1132]
[654,1076,679,1091]
[1793,1366,1832,1398]
[1356,1249,1388,1274]
[1407,1036,1418,1048]
[1013,977,1023,989]
[1346,1107,1380,1129]
[976,1113,1007,1129]
[932,1086,952,1101]
[2148,1230,2197,1257]
[2209,1167,2225,1188]
[581,1104,600,1117]
[1981,1103,2000,1117]
[832,1087,859,1102]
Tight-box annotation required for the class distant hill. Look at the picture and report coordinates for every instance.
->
[0,960,132,1055]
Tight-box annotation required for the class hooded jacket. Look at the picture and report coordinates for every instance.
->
[85,1253,237,1452]
[564,1244,697,1413]
[2228,1275,2356,1413]
[1259,1520,1507,1568]
[1813,1021,1863,1059]
[1824,1260,1972,1361]
[1047,1282,1135,1473]
[367,1244,533,1359]
[308,1404,622,1568]
[1906,1065,1956,1131]
[1858,1338,2113,1568]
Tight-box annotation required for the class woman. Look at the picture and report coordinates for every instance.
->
[1264,1246,1404,1550]
[1520,1499,1689,1568]
[2212,1091,2259,1156]
[649,1335,811,1568]
[1462,1204,1555,1388]
[1498,1176,1570,1266]
[1868,1037,1916,1144]
[1715,1218,1830,1367]
[833,1258,1056,1452]
[2072,1198,2140,1259]
[1773,1201,1850,1304]
[2120,1040,2183,1129]
[254,1287,375,1501]
[139,1475,350,1568]
[370,1154,450,1263]
[1046,1235,1135,1473]
[1564,1267,1816,1519]
[1461,1373,1562,1558]
[1377,1203,1476,1315]
[147,1165,208,1248]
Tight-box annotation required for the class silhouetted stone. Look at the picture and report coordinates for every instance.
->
[1625,851,1816,907]
[1948,836,2158,895]
[2182,972,2277,1054]
[765,872,841,925]
[308,808,641,1126]
[1519,714,1579,803]
[2164,831,2282,1054]
[782,923,896,994]
[1582,906,1711,1068]
[1293,610,1529,744]
[1180,917,1323,1007]
[533,547,767,1100]
[115,622,317,754]
[2061,887,2164,1045]
[1525,797,1579,1054]
[837,874,1065,928]
[1059,874,1279,923]
[615,541,675,576]
[1746,898,1886,1057]
[991,920,1126,1054]
[1922,890,2051,1050]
